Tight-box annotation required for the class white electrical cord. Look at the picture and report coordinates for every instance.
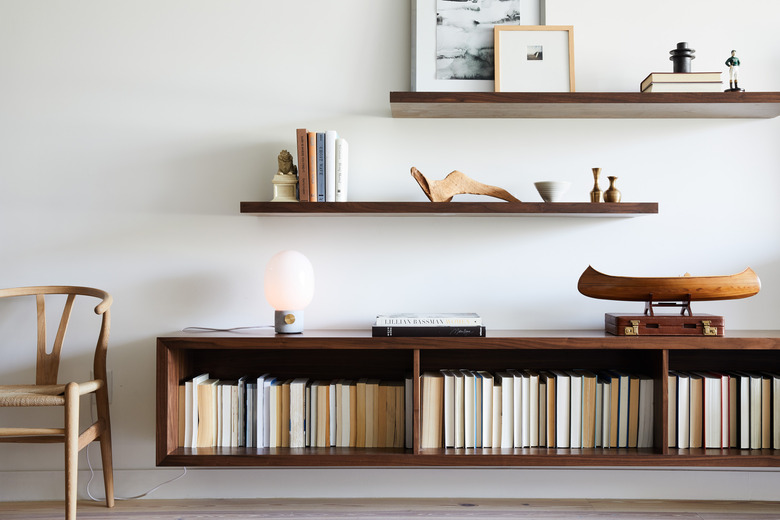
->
[83,324,274,502]
[84,442,188,501]
[182,326,273,333]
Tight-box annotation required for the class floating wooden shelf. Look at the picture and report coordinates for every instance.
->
[240,201,658,218]
[389,91,780,119]
[157,329,780,468]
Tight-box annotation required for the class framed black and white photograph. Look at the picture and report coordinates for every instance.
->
[494,25,575,92]
[412,0,546,92]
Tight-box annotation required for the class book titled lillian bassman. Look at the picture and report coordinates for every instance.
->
[375,313,482,326]
[372,313,485,337]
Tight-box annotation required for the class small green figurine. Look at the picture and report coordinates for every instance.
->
[725,50,744,92]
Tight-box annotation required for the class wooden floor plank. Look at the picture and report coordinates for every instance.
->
[0,499,778,520]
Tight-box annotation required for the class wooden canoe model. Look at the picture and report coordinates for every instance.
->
[577,266,761,302]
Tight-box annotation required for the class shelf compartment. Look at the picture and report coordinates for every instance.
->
[240,201,658,217]
[389,91,780,119]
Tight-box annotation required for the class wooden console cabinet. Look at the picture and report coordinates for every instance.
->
[157,329,780,468]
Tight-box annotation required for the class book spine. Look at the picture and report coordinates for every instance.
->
[316,133,325,202]
[307,132,317,202]
[335,138,348,202]
[295,129,309,203]
[371,326,486,337]
[325,130,337,202]
[375,318,482,326]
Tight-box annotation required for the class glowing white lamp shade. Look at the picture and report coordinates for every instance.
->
[264,250,315,333]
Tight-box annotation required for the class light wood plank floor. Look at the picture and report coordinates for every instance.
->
[1,499,779,520]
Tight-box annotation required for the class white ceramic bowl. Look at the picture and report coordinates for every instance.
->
[534,181,571,202]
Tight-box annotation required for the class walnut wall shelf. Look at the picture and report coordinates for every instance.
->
[389,92,780,119]
[240,202,658,218]
[157,329,780,468]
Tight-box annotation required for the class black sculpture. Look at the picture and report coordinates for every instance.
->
[669,42,695,73]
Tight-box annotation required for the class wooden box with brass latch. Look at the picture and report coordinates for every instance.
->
[605,313,724,336]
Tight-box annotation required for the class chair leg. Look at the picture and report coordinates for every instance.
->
[95,387,115,507]
[64,383,79,520]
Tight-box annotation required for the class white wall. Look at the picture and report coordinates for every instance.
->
[1,0,779,501]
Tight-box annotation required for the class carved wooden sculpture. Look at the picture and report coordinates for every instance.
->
[411,167,520,203]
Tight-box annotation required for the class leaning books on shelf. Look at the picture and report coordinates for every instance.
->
[639,72,723,93]
[668,370,780,450]
[295,128,348,202]
[180,373,408,449]
[421,368,654,449]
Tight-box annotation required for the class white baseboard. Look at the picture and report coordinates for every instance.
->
[1,467,779,502]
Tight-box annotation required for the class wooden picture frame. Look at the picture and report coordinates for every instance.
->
[411,0,546,92]
[494,25,575,92]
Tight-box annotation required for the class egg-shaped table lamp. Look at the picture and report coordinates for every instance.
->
[264,250,315,334]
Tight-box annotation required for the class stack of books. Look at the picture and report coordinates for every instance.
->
[421,368,654,450]
[640,72,723,93]
[372,313,486,337]
[668,370,780,450]
[295,128,348,203]
[180,374,410,450]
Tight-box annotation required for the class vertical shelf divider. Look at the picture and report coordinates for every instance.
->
[413,348,421,455]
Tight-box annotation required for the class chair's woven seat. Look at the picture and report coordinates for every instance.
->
[0,385,67,406]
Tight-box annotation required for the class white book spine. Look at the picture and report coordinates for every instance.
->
[442,371,455,448]
[262,379,274,448]
[325,130,338,202]
[492,385,502,448]
[521,374,530,448]
[509,371,522,448]
[454,373,465,449]
[569,372,582,449]
[255,374,268,448]
[529,373,539,447]
[499,373,514,449]
[462,371,475,448]
[184,381,193,449]
[601,379,611,448]
[738,375,749,449]
[329,381,337,447]
[773,375,780,449]
[677,374,690,449]
[479,372,493,448]
[720,375,729,449]
[553,371,570,448]
[749,374,762,449]
[224,385,233,447]
[335,138,348,202]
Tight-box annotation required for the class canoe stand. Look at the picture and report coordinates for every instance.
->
[644,294,692,316]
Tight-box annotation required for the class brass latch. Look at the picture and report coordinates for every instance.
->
[702,320,718,336]
[625,320,640,336]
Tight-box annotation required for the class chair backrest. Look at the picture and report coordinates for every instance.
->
[0,286,112,385]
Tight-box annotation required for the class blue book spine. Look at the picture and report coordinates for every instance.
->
[316,132,326,202]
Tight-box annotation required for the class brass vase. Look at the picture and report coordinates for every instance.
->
[590,168,603,203]
[604,176,622,203]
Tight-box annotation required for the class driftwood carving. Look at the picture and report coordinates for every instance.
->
[411,167,520,203]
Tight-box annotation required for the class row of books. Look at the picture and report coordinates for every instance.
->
[372,312,486,337]
[295,128,348,202]
[421,369,654,450]
[669,370,780,449]
[640,72,723,93]
[180,374,410,449]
